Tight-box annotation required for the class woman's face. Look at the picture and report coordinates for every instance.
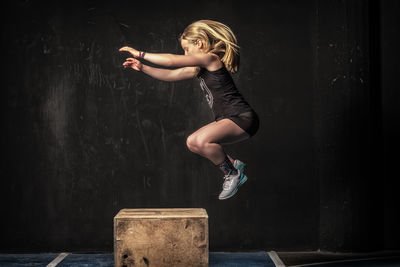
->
[180,38,203,55]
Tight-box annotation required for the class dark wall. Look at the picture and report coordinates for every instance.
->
[381,0,400,250]
[1,0,396,252]
[315,0,383,252]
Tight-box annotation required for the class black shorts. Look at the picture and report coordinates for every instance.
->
[216,110,260,137]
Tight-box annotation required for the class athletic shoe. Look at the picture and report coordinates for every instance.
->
[218,168,248,200]
[233,159,246,173]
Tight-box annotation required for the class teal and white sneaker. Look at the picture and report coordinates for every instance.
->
[218,168,248,200]
[233,159,246,173]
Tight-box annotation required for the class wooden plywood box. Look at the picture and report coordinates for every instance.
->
[114,208,209,267]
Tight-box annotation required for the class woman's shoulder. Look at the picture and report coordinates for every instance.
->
[203,52,224,72]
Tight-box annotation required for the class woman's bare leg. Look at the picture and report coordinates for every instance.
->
[186,118,250,165]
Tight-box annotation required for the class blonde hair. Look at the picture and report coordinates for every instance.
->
[179,19,240,73]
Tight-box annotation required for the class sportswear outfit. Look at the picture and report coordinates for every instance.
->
[196,66,259,137]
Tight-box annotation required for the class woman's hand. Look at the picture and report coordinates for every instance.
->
[119,46,139,57]
[122,57,143,71]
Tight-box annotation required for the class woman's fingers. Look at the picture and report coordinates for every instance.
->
[119,46,138,57]
[123,62,133,69]
[119,46,131,51]
[123,58,137,63]
[122,60,141,71]
[123,59,137,66]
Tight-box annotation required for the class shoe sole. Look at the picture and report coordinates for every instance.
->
[219,173,248,200]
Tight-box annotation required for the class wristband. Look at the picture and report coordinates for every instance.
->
[139,51,146,59]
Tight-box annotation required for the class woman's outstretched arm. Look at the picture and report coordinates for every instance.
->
[143,52,213,68]
[142,64,200,81]
[122,57,199,81]
[119,46,214,68]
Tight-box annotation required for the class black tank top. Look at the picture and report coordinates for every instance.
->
[196,66,253,120]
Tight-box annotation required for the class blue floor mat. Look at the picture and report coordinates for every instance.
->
[2,253,399,266]
[0,252,274,267]
[0,253,58,266]
[58,254,113,267]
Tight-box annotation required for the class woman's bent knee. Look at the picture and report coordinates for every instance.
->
[186,135,198,152]
[186,135,208,153]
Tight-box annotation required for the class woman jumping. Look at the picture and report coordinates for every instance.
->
[119,19,259,200]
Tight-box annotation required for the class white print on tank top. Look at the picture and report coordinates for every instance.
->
[198,77,213,108]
